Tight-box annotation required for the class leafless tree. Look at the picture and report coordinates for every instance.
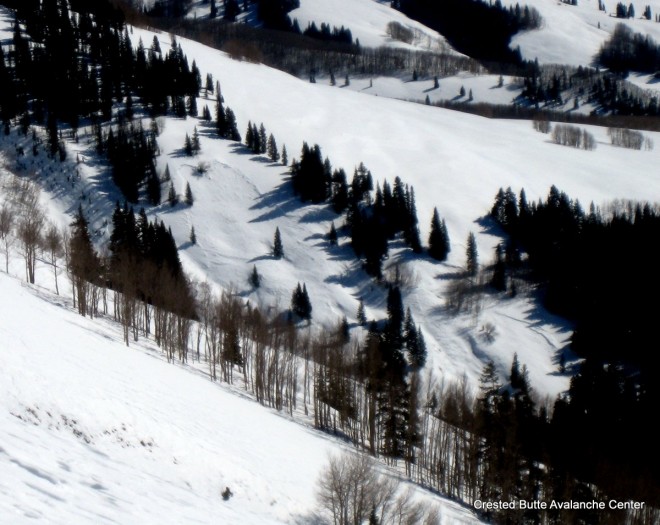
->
[0,204,13,273]
[15,183,45,284]
[42,224,64,294]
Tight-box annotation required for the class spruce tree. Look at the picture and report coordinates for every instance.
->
[281,144,288,166]
[184,133,193,156]
[357,298,367,326]
[428,207,449,261]
[250,265,261,288]
[184,182,194,205]
[491,242,506,291]
[190,225,197,245]
[328,222,338,246]
[192,126,201,154]
[267,134,280,162]
[273,227,284,258]
[466,231,478,277]
[168,182,177,206]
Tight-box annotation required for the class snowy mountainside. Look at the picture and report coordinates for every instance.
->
[0,272,481,524]
[2,8,660,399]
[501,0,660,67]
[289,0,455,52]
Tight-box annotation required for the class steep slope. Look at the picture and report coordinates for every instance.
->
[0,271,481,524]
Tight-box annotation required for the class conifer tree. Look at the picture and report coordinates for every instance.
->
[281,144,288,166]
[491,242,506,291]
[428,208,450,261]
[267,133,280,162]
[259,123,268,154]
[250,265,261,288]
[357,298,367,326]
[466,231,478,277]
[291,282,312,320]
[273,227,284,258]
[328,222,338,246]
[192,126,201,154]
[190,225,197,245]
[184,133,193,156]
[168,182,178,206]
[185,182,194,205]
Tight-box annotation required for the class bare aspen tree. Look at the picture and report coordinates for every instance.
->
[15,183,45,284]
[42,224,63,294]
[0,204,13,273]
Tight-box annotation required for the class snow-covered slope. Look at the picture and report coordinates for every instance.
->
[502,0,660,67]
[290,0,455,52]
[0,272,481,524]
[3,8,660,402]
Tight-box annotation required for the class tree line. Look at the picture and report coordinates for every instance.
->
[391,0,542,66]
[490,185,660,509]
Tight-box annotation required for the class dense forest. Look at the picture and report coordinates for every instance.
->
[392,0,542,65]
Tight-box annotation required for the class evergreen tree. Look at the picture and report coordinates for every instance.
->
[281,144,288,166]
[250,264,261,288]
[146,170,161,205]
[340,315,350,344]
[259,123,268,154]
[460,85,466,97]
[466,231,478,277]
[168,182,178,206]
[267,133,280,162]
[184,182,194,205]
[273,227,284,258]
[357,298,367,326]
[331,168,349,213]
[328,222,338,246]
[291,282,312,320]
[192,126,201,153]
[190,225,197,244]
[184,133,193,156]
[491,243,507,291]
[428,207,450,261]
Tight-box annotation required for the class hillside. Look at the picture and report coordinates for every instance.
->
[2,6,659,399]
[0,271,480,524]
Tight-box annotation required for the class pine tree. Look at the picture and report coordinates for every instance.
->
[491,242,506,291]
[428,208,449,261]
[190,225,197,244]
[466,231,478,277]
[250,265,261,288]
[357,298,367,326]
[184,133,193,156]
[184,182,194,205]
[192,126,201,154]
[267,133,280,162]
[328,222,338,246]
[460,85,466,97]
[291,282,312,320]
[273,227,284,258]
[168,182,177,206]
[340,315,350,344]
[259,123,267,154]
[281,144,288,166]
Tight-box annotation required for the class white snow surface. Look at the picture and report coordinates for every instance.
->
[290,0,455,52]
[503,0,660,67]
[0,272,482,524]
